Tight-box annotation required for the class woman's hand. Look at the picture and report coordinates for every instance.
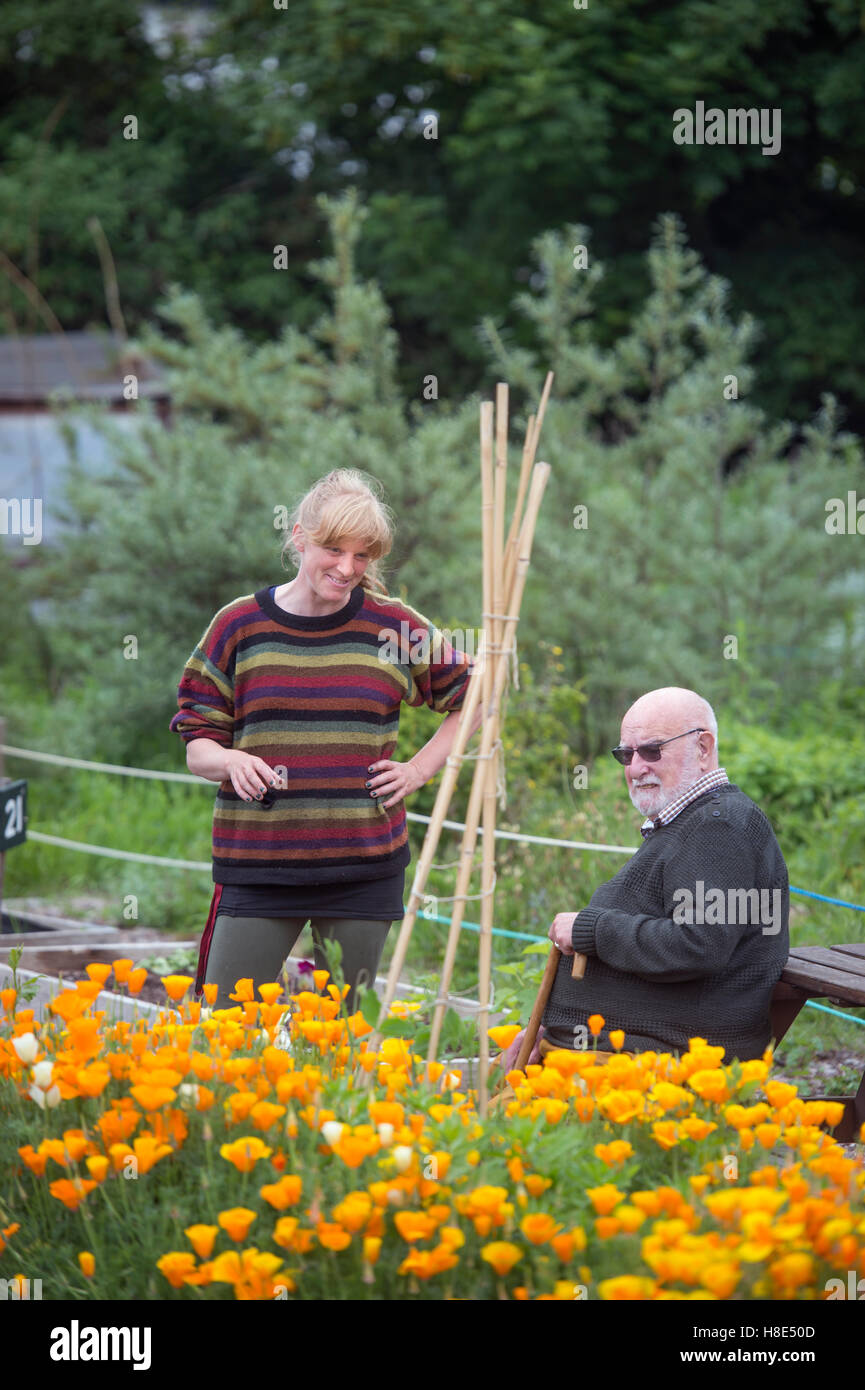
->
[365,759,426,809]
[224,749,279,802]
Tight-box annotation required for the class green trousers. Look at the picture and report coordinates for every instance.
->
[204,914,393,1014]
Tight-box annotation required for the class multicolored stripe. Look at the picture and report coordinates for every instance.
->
[170,585,473,884]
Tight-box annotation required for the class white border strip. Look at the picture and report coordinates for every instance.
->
[4,745,639,857]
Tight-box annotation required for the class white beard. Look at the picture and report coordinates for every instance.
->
[629,746,704,819]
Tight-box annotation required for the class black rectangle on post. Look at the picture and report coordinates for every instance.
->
[1,779,27,850]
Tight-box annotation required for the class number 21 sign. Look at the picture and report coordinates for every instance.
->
[2,780,27,850]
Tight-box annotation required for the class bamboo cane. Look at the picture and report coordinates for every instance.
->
[364,378,552,1079]
[426,462,550,1066]
[477,719,498,1117]
[493,382,508,655]
[477,392,505,1117]
[367,664,483,1035]
[479,458,553,1114]
[503,371,553,601]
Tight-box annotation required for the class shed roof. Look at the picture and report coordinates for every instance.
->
[0,332,167,403]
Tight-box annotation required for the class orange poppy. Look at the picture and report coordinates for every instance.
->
[220,1137,273,1172]
[18,1144,48,1177]
[248,1101,286,1131]
[185,1224,219,1259]
[157,1252,198,1288]
[132,1135,173,1175]
[394,1210,438,1243]
[260,1175,303,1211]
[161,975,194,1002]
[586,1184,624,1216]
[229,978,255,1003]
[519,1213,561,1245]
[49,1178,98,1210]
[85,963,112,986]
[481,1242,522,1277]
[317,1221,352,1251]
[130,1084,177,1111]
[218,1207,258,1242]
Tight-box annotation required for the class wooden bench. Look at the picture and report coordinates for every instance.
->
[771,944,865,1142]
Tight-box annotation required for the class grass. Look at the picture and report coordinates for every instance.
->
[4,707,864,1094]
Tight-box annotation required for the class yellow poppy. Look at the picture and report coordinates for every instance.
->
[85,1155,110,1182]
[598,1275,656,1300]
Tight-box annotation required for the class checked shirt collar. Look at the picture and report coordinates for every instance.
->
[639,767,730,838]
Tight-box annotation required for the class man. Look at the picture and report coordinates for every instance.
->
[504,686,789,1067]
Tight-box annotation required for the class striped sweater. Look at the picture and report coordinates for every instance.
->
[169,583,473,884]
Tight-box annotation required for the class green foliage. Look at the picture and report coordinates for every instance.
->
[480,213,865,747]
[4,192,864,1021]
[2,1,864,424]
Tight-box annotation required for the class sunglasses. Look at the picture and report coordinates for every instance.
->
[611,727,706,766]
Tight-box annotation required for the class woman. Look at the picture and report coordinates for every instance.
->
[170,469,479,1011]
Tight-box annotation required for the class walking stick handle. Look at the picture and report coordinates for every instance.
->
[514,945,561,1071]
[571,952,587,979]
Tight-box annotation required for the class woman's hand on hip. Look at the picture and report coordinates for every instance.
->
[365,759,426,809]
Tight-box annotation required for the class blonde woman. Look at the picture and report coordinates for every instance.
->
[171,469,479,1009]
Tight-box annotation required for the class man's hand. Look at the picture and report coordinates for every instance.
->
[548,912,578,954]
[500,1025,546,1071]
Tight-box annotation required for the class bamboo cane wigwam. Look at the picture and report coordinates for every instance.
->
[366,373,553,1114]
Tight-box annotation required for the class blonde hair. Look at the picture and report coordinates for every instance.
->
[280,469,394,594]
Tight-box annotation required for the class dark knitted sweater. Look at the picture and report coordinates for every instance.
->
[542,783,789,1061]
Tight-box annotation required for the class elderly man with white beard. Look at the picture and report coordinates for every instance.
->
[503,687,789,1067]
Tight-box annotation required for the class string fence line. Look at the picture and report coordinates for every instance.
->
[4,744,865,911]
